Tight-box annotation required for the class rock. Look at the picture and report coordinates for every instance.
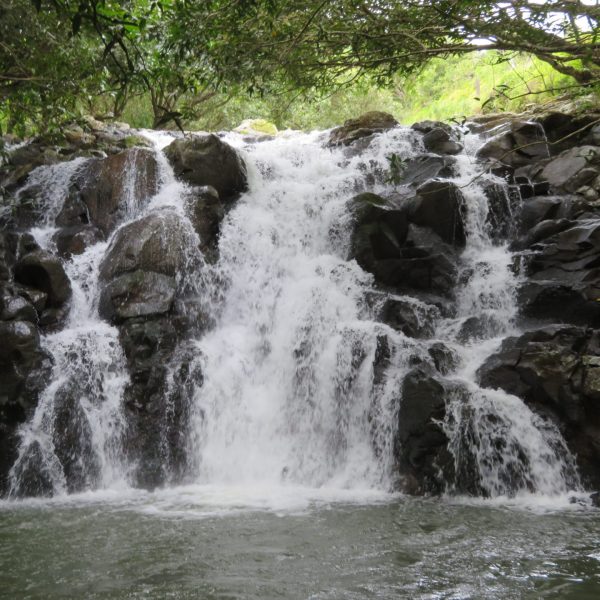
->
[398,155,456,187]
[408,180,466,247]
[428,342,460,375]
[393,368,455,494]
[537,145,600,193]
[51,384,100,492]
[0,320,52,492]
[99,270,177,322]
[74,148,159,235]
[411,120,452,135]
[457,314,504,343]
[0,289,37,322]
[100,211,189,280]
[422,127,463,155]
[379,296,439,338]
[6,441,54,497]
[184,185,225,260]
[164,134,247,200]
[53,225,104,258]
[328,111,398,146]
[483,181,520,242]
[13,250,71,308]
[517,196,573,232]
[477,120,549,167]
[477,326,600,488]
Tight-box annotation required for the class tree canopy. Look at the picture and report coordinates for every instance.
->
[1,0,599,133]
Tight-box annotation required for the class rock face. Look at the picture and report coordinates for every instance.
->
[164,134,247,200]
[477,326,600,488]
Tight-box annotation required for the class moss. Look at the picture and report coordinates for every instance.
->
[235,118,278,136]
[122,135,152,148]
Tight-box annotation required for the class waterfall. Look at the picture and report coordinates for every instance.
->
[5,125,582,501]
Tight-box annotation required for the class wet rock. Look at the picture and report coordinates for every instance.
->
[164,134,247,200]
[0,320,52,493]
[394,368,455,494]
[0,289,37,322]
[398,155,456,187]
[98,270,177,322]
[52,384,100,493]
[13,250,71,308]
[184,185,225,260]
[379,297,439,338]
[483,181,520,242]
[329,111,398,146]
[428,342,460,375]
[74,148,159,235]
[477,326,600,488]
[457,314,504,343]
[7,441,54,497]
[407,180,466,247]
[517,196,574,232]
[422,127,463,155]
[53,225,104,258]
[100,211,189,280]
[477,121,549,167]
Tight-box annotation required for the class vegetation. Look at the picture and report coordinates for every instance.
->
[0,0,598,135]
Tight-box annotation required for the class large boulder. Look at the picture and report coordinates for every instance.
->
[100,211,190,280]
[184,186,226,261]
[477,120,549,167]
[164,134,247,200]
[13,250,71,308]
[72,148,159,235]
[98,270,177,322]
[329,111,398,146]
[535,145,600,193]
[477,326,600,488]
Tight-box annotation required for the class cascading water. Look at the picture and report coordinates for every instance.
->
[5,123,583,502]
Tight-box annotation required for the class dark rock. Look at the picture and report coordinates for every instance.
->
[411,120,452,135]
[428,342,460,375]
[329,111,398,146]
[7,441,54,497]
[184,185,225,260]
[394,368,455,494]
[164,134,247,200]
[379,296,439,338]
[0,320,52,493]
[0,289,37,322]
[409,180,466,247]
[100,211,189,280]
[53,225,104,258]
[477,121,549,167]
[537,146,600,193]
[13,250,71,308]
[74,148,159,235]
[477,326,600,488]
[399,155,456,187]
[98,270,177,322]
[422,128,463,155]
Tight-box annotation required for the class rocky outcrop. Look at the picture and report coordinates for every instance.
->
[329,111,398,146]
[164,134,247,200]
[477,326,600,488]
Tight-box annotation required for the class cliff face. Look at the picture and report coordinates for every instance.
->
[1,107,600,499]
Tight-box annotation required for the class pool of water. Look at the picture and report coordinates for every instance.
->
[1,487,599,599]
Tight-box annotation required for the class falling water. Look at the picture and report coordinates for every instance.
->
[6,124,582,501]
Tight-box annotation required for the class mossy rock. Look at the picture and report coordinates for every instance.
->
[235,119,278,136]
[122,135,152,149]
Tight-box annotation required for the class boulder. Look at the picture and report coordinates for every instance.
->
[53,225,104,258]
[422,127,463,155]
[100,211,189,280]
[477,120,549,167]
[477,326,600,488]
[0,320,52,493]
[396,155,456,187]
[164,134,247,200]
[13,250,71,308]
[393,368,456,494]
[98,270,177,322]
[379,296,440,338]
[536,145,600,193]
[328,111,398,146]
[184,185,226,260]
[73,148,159,235]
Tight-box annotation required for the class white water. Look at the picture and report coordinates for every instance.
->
[6,125,583,508]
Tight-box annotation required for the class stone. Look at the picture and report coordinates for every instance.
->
[328,111,398,146]
[477,120,549,167]
[53,225,104,258]
[477,326,600,488]
[13,250,72,308]
[74,148,159,235]
[100,211,189,280]
[164,134,247,200]
[379,297,439,338]
[538,146,600,193]
[422,127,463,155]
[98,270,177,322]
[184,185,225,260]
